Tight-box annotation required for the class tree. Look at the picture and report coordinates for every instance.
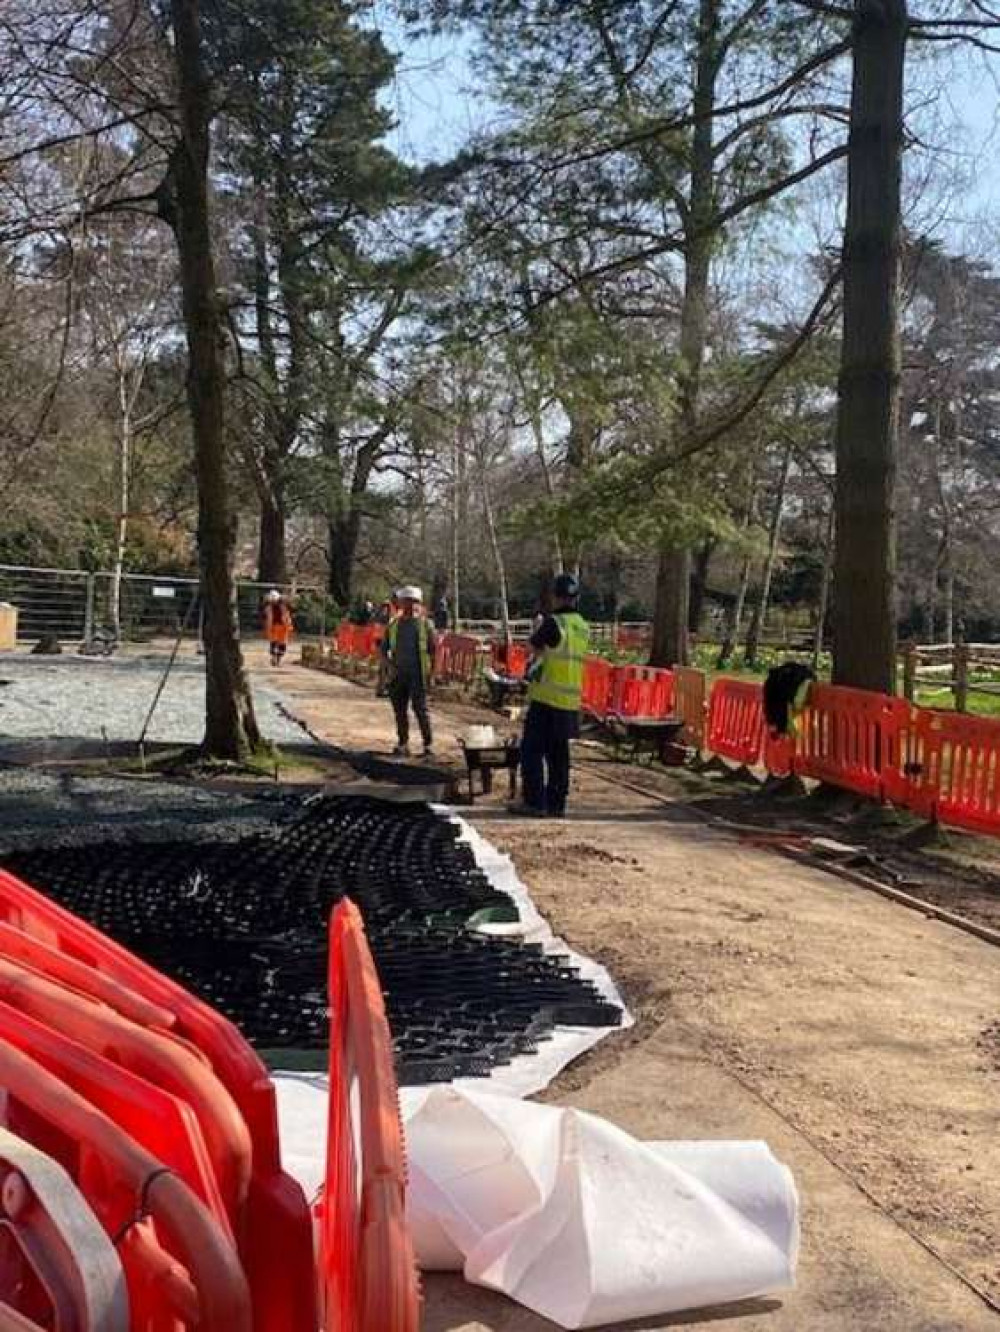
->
[831,0,907,693]
[427,0,850,666]
[168,0,261,756]
[217,0,417,592]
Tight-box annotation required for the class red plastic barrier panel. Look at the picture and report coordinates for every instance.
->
[435,633,481,685]
[322,901,420,1332]
[362,626,384,660]
[707,679,765,766]
[0,999,231,1236]
[0,869,317,1332]
[674,668,707,749]
[610,666,675,720]
[792,685,910,802]
[0,956,251,1226]
[491,641,529,678]
[0,1039,252,1332]
[581,657,614,718]
[905,707,1000,833]
[0,1125,128,1332]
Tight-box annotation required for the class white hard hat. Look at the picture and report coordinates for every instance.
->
[267,589,281,601]
[396,585,423,602]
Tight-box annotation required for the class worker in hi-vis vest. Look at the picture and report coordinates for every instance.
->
[382,585,437,757]
[510,572,589,818]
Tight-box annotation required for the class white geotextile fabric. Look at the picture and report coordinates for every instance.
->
[273,816,798,1327]
[272,1078,799,1329]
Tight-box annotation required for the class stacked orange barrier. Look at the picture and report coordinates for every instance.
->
[707,679,765,766]
[0,868,317,1332]
[609,665,675,720]
[0,1123,129,1331]
[322,901,420,1332]
[0,1029,252,1330]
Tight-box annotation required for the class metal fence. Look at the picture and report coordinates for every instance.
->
[0,564,316,645]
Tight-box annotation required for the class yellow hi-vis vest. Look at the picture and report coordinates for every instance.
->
[386,615,432,683]
[528,612,589,712]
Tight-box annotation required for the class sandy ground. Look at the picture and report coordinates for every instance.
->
[274,653,1000,1329]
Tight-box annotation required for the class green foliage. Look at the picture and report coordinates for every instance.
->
[292,587,341,636]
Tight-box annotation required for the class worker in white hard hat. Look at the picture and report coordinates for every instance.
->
[382,585,437,756]
[263,588,293,667]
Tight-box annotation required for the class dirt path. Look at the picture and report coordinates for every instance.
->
[270,657,1000,1331]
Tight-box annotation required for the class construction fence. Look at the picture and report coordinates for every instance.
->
[0,564,325,645]
[327,621,1000,838]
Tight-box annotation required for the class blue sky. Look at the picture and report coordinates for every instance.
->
[374,14,1000,251]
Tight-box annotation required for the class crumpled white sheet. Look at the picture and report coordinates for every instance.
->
[273,1076,799,1330]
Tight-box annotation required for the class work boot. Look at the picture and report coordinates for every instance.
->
[506,801,546,818]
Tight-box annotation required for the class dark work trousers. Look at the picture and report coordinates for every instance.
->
[390,675,432,748]
[520,701,578,815]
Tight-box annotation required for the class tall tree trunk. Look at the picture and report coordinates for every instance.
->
[478,440,512,644]
[327,510,360,608]
[168,0,259,758]
[717,466,757,669]
[257,485,287,587]
[832,0,907,693]
[813,503,835,673]
[650,546,690,667]
[688,538,715,634]
[744,444,793,669]
[251,175,288,589]
[110,366,132,638]
[650,0,720,669]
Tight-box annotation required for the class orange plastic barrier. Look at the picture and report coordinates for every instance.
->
[0,921,177,1031]
[434,633,481,685]
[674,668,707,749]
[707,679,765,766]
[0,1000,231,1235]
[581,656,614,718]
[0,1039,252,1331]
[610,665,675,720]
[905,708,1000,834]
[791,685,910,802]
[321,901,419,1332]
[0,1124,128,1331]
[491,641,529,678]
[0,956,251,1226]
[0,869,317,1332]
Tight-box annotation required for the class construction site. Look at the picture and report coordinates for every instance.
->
[3,2,1000,1326]
[0,611,995,1332]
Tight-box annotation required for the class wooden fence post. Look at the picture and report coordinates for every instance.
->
[954,639,969,713]
[902,642,917,702]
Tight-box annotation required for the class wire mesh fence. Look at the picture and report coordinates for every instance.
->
[0,564,321,647]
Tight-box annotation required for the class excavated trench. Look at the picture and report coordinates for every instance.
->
[1,794,622,1084]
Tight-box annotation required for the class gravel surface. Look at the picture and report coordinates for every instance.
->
[0,770,297,851]
[0,653,308,747]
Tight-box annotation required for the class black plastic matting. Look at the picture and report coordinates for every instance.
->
[1,796,622,1083]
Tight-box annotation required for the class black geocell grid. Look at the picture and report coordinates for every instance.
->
[1,796,623,1084]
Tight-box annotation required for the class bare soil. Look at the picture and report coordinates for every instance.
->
[275,654,1000,1331]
